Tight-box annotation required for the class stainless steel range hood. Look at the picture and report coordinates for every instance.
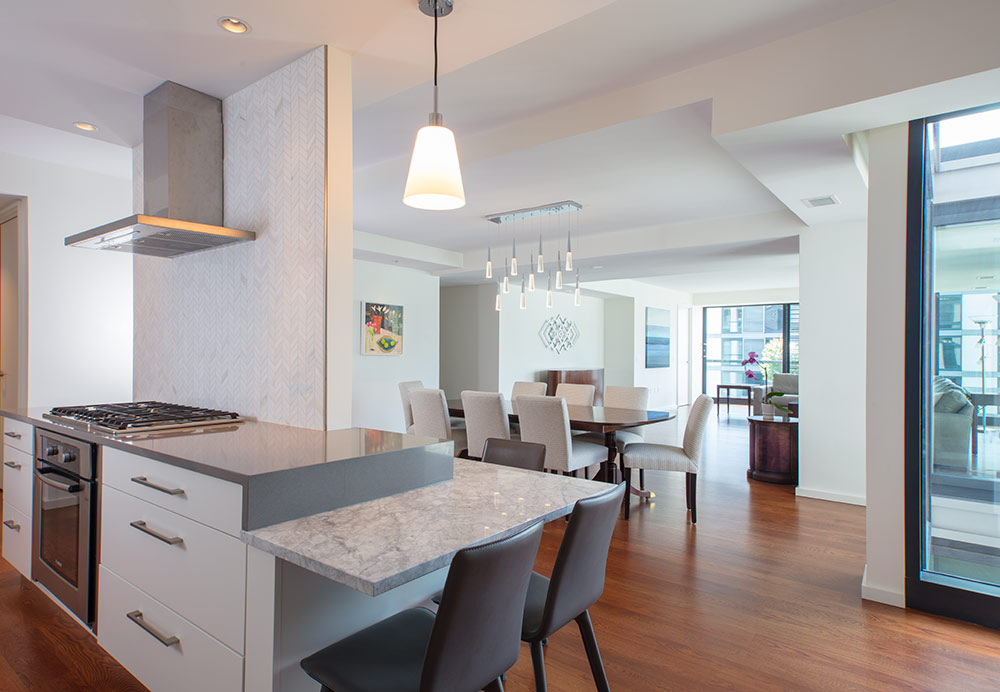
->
[66,82,255,258]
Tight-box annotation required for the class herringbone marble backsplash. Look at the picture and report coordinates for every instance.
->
[133,47,326,428]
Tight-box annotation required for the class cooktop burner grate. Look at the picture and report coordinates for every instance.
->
[46,401,240,434]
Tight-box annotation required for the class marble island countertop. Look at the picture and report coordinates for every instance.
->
[244,458,609,596]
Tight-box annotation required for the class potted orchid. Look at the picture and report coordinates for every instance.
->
[742,351,792,416]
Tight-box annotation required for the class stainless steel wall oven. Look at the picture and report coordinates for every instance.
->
[32,429,97,625]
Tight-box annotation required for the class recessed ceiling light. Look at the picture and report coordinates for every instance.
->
[975,285,988,290]
[978,275,997,280]
[802,194,840,208]
[592,265,604,269]
[218,17,251,34]
[73,122,98,132]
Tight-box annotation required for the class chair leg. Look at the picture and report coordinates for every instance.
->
[639,469,645,491]
[685,473,692,510]
[576,610,611,692]
[530,640,547,692]
[584,467,590,480]
[687,472,697,524]
[623,466,632,520]
[484,678,504,692]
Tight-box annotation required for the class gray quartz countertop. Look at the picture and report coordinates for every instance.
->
[243,458,610,596]
[0,407,448,486]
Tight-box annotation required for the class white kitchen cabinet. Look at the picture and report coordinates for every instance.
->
[102,447,243,537]
[1,502,31,578]
[2,417,33,456]
[98,565,244,692]
[2,445,32,516]
[100,485,247,653]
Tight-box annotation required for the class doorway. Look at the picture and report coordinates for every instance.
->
[0,197,25,490]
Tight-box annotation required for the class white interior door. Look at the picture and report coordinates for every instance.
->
[676,306,691,406]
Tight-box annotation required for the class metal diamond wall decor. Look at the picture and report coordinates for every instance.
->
[539,314,580,354]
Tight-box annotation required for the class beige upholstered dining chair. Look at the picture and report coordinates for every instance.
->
[604,385,650,451]
[398,380,423,433]
[621,394,713,522]
[511,381,547,400]
[516,395,607,474]
[554,383,596,406]
[410,388,467,454]
[461,391,511,459]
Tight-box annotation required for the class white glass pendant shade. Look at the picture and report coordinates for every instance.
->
[537,236,544,272]
[574,270,582,306]
[403,125,465,210]
[520,278,527,310]
[556,269,563,290]
[495,290,501,312]
[503,274,509,294]
[546,272,553,308]
[511,256,517,276]
[528,264,536,292]
[485,259,492,279]
[566,250,573,271]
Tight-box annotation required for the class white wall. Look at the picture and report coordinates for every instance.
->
[862,123,910,607]
[354,260,440,432]
[0,151,132,407]
[797,222,867,506]
[498,288,604,399]
[439,284,499,399]
[594,279,693,410]
[692,287,800,306]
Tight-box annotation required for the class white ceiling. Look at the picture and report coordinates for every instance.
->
[0,0,613,147]
[356,101,785,251]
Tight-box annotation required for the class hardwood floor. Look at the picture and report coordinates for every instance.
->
[2,409,999,691]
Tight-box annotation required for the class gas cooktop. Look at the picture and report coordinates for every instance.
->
[45,401,241,436]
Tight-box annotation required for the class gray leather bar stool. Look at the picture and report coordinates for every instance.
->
[300,521,544,692]
[482,438,546,472]
[522,482,626,692]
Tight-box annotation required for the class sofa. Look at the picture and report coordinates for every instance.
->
[932,376,973,469]
[751,373,799,415]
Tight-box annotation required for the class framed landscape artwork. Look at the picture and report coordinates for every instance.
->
[363,302,403,355]
[645,307,670,368]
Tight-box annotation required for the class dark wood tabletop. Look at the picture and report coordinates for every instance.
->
[447,399,673,434]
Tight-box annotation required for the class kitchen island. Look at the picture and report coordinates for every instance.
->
[1,408,608,692]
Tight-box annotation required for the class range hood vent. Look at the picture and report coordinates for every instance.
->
[66,82,255,258]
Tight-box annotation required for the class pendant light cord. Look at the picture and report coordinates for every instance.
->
[433,1,440,114]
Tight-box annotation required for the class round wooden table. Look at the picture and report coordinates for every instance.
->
[747,414,798,484]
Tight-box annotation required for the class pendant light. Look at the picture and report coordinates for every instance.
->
[528,254,536,291]
[403,0,465,210]
[495,281,502,311]
[565,210,574,271]
[510,221,518,276]
[537,232,544,273]
[485,224,493,279]
[574,269,582,306]
[503,258,510,294]
[546,272,554,308]
[556,251,563,290]
[520,276,527,310]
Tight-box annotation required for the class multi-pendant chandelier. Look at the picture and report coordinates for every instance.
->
[488,201,582,312]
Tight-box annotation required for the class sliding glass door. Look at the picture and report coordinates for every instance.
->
[906,104,1000,628]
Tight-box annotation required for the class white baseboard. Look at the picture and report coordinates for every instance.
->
[795,486,866,506]
[861,565,905,608]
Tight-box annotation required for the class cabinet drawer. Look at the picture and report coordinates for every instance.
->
[2,503,31,578]
[101,486,247,653]
[2,446,33,515]
[2,417,32,455]
[98,565,243,692]
[102,447,243,536]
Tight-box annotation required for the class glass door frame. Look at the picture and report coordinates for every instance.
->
[904,108,1000,630]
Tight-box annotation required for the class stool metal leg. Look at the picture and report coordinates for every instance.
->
[576,610,610,692]
[530,639,547,692]
[485,677,504,692]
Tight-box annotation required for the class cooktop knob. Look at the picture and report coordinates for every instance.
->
[62,451,76,464]
[45,446,58,457]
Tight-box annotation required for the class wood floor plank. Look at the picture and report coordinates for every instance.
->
[1,414,999,691]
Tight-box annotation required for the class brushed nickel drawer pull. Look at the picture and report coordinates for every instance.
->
[3,460,21,470]
[4,431,21,439]
[126,610,180,647]
[131,476,185,496]
[130,520,184,546]
[2,519,20,532]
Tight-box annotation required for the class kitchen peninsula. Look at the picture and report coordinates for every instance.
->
[1,408,605,692]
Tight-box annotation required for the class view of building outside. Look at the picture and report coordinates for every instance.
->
[703,304,797,396]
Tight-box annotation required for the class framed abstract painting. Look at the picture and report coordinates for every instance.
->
[645,307,670,368]
[363,302,403,355]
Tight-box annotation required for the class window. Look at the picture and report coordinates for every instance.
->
[702,304,797,397]
[906,103,1000,628]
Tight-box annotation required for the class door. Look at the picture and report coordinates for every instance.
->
[906,104,1000,629]
[676,306,691,406]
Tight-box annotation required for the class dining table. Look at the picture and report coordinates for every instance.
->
[446,398,674,493]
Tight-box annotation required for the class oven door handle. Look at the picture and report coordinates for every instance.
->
[34,468,83,494]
